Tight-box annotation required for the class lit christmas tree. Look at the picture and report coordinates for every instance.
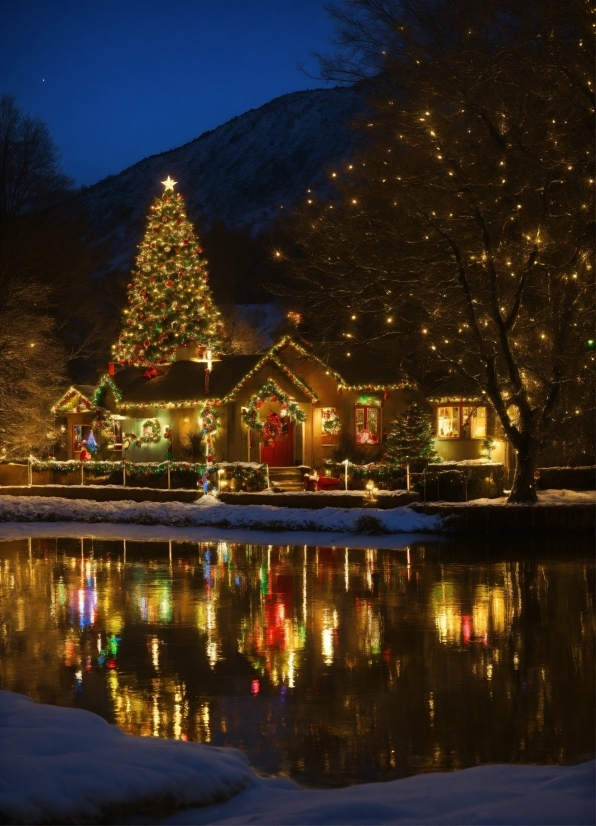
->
[385,403,439,467]
[112,177,223,367]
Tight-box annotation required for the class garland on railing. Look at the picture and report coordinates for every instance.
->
[29,459,268,490]
[242,379,307,432]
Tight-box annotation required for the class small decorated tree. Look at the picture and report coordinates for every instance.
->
[385,403,440,468]
[112,177,223,367]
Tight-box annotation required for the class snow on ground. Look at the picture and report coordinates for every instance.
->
[0,691,253,825]
[452,489,596,506]
[0,494,443,534]
[0,490,591,541]
[0,691,592,826]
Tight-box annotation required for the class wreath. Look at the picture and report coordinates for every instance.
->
[200,405,220,435]
[128,419,162,446]
[322,413,342,435]
[262,412,283,443]
[242,380,306,432]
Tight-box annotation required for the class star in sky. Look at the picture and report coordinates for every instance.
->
[162,176,177,191]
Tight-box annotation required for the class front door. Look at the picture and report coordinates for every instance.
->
[261,421,294,467]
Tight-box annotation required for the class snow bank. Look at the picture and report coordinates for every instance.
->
[0,691,254,824]
[166,763,595,825]
[0,691,592,825]
[0,495,443,534]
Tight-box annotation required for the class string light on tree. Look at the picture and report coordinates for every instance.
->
[112,178,223,367]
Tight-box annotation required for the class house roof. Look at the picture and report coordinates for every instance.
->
[99,350,317,409]
[426,373,486,403]
[278,337,412,390]
[72,336,411,415]
[51,385,97,414]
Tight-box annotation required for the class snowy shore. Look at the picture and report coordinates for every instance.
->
[0,489,592,536]
[0,493,443,534]
[0,691,592,825]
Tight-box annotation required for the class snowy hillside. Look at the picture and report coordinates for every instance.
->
[77,86,362,273]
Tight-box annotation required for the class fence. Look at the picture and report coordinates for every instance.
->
[324,460,505,501]
[11,460,269,492]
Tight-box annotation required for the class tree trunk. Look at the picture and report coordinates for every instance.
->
[507,440,539,503]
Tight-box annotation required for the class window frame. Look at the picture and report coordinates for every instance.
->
[435,403,487,440]
[354,403,382,446]
[73,424,91,453]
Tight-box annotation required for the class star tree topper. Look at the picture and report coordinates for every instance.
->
[162,176,177,191]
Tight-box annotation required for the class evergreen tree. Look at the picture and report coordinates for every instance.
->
[113,177,223,367]
[385,404,439,467]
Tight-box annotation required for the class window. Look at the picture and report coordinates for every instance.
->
[437,405,486,439]
[462,406,486,439]
[437,406,459,438]
[73,424,91,452]
[113,420,123,447]
[355,401,381,445]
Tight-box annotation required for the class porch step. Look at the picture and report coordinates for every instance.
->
[267,465,310,492]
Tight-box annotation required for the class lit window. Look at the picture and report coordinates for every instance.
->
[437,406,459,438]
[462,406,486,439]
[73,424,91,452]
[355,397,381,445]
[437,405,487,439]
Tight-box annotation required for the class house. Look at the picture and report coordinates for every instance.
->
[52,337,506,471]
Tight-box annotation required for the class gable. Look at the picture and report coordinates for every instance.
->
[51,386,95,414]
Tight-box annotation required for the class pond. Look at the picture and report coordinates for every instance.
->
[0,532,593,788]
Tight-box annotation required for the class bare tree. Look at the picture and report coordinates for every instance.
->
[278,0,594,502]
[0,95,106,457]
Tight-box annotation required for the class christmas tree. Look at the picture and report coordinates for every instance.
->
[112,177,223,367]
[385,403,439,467]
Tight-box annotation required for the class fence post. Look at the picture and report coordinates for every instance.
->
[80,462,84,486]
[123,464,126,487]
[27,458,32,487]
[265,464,270,490]
[406,464,410,492]
[167,462,171,490]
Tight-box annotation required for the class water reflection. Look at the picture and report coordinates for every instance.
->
[0,535,593,786]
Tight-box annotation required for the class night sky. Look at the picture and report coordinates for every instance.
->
[0,0,335,186]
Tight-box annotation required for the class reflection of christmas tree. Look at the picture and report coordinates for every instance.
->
[385,403,439,467]
[113,177,223,367]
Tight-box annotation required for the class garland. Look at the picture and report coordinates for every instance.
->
[242,379,307,432]
[51,387,93,414]
[92,407,116,448]
[92,375,124,406]
[200,405,220,435]
[29,459,268,490]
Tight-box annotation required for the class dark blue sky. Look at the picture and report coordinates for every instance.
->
[0,0,336,186]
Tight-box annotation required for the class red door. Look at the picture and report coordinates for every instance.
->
[261,421,294,466]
